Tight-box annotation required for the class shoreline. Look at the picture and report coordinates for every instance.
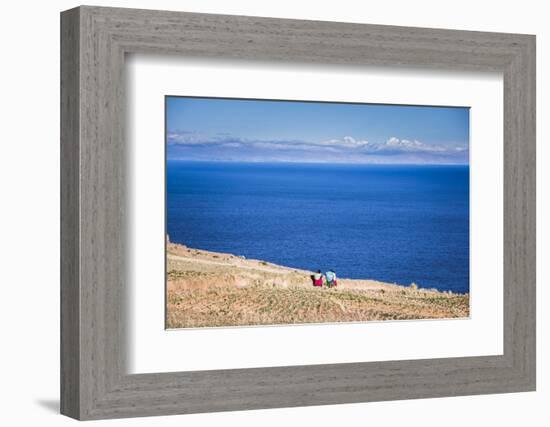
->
[167,239,467,295]
[166,240,469,328]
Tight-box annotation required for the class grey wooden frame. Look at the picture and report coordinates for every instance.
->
[61,5,536,421]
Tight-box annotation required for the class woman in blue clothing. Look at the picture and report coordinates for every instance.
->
[325,270,337,288]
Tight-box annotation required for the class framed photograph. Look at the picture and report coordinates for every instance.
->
[164,96,471,329]
[61,6,536,420]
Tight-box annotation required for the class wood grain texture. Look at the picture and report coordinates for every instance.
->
[60,7,80,419]
[60,5,536,420]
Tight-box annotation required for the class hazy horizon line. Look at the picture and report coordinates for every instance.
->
[166,158,469,166]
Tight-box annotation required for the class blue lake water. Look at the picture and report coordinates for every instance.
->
[167,161,470,294]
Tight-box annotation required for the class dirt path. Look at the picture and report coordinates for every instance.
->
[167,253,293,275]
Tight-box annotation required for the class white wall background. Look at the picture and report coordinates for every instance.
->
[0,0,546,425]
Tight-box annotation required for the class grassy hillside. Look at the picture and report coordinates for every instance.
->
[166,241,469,329]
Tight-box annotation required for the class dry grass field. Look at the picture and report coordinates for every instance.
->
[166,241,469,329]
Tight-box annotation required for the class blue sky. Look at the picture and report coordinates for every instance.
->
[166,96,469,164]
